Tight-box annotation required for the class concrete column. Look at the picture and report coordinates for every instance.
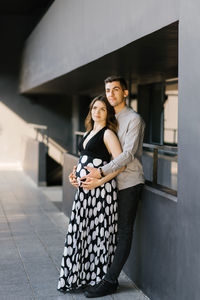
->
[177,0,200,299]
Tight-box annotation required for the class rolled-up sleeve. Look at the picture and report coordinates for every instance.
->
[102,118,143,175]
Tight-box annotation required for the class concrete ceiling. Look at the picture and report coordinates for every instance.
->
[23,21,178,97]
[0,0,54,75]
[0,0,53,15]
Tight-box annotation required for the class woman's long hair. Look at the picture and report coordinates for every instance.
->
[85,95,118,133]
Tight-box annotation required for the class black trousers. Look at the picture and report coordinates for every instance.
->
[104,183,143,283]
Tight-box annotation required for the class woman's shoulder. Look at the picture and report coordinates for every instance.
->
[104,128,118,140]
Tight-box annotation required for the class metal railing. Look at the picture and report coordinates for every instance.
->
[143,143,177,192]
[28,124,68,166]
[164,128,178,144]
[75,132,178,195]
[29,123,49,144]
[75,131,85,156]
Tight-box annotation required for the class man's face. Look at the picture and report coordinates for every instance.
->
[105,81,128,108]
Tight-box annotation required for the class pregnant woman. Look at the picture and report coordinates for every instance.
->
[57,95,124,292]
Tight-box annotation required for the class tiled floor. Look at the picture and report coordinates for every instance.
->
[0,170,149,300]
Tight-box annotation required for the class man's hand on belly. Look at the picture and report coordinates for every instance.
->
[80,177,102,190]
[82,166,101,179]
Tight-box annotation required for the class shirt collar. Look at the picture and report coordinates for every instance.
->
[115,105,129,117]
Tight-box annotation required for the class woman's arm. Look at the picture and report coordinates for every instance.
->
[103,129,122,159]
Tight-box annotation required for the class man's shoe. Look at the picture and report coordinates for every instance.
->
[84,279,118,298]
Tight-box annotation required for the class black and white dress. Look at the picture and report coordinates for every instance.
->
[57,127,118,292]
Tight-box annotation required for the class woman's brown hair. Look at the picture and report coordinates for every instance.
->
[85,95,118,133]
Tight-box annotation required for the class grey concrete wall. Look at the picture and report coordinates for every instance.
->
[176,1,200,299]
[0,16,35,164]
[0,77,73,155]
[23,138,47,185]
[0,16,74,164]
[20,0,179,92]
[123,1,200,299]
[124,187,177,300]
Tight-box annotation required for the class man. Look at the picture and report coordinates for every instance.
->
[81,75,145,298]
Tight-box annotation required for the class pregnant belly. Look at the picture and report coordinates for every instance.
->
[75,155,106,180]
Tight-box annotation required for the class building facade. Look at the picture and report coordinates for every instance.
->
[1,1,200,299]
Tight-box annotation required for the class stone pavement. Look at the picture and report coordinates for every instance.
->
[0,170,149,300]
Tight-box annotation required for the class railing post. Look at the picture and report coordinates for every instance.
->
[173,129,176,144]
[35,128,39,141]
[153,148,158,184]
[75,131,85,155]
[76,134,79,155]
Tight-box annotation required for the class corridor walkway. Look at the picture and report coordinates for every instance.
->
[0,170,149,300]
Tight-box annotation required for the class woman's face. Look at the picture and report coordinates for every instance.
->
[91,100,107,124]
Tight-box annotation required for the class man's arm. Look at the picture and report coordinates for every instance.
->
[102,118,144,175]
[85,117,144,178]
[80,166,125,190]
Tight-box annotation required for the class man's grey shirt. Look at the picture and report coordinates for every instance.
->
[102,106,145,190]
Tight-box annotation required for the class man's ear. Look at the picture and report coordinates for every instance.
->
[124,89,129,98]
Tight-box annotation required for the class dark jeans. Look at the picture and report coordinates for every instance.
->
[104,183,143,283]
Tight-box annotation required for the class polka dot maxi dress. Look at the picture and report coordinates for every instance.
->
[57,127,118,292]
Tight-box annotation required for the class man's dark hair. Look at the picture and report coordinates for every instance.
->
[104,75,128,90]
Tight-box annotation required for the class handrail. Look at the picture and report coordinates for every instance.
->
[143,143,177,186]
[143,143,177,155]
[28,123,68,166]
[75,131,84,136]
[74,133,178,154]
[47,136,67,154]
[28,123,48,143]
[74,132,177,192]
[28,123,47,130]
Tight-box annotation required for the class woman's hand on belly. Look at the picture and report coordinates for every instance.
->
[68,165,79,188]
